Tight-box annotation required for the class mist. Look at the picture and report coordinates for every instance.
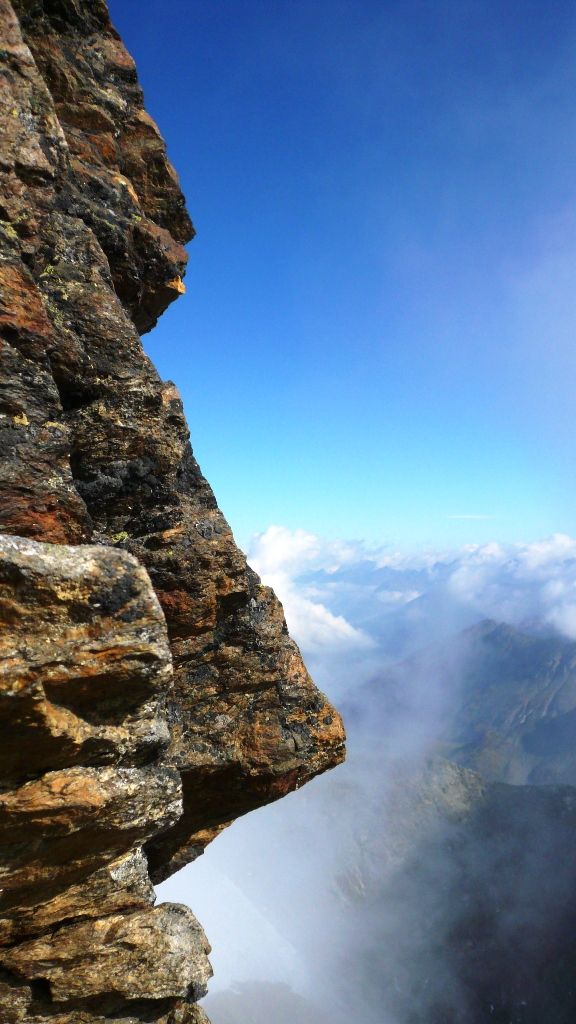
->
[157,527,576,1023]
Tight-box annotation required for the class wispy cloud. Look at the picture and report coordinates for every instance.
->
[447,515,499,519]
[174,525,576,1022]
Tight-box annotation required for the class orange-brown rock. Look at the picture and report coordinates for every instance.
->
[0,0,345,1019]
[0,535,208,1019]
[0,848,155,945]
[2,0,344,886]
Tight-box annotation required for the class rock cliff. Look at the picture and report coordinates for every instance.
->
[0,1,345,1019]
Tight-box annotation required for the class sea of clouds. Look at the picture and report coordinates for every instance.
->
[247,525,576,700]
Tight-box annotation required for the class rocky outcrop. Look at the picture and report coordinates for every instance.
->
[0,1,345,1019]
[0,533,211,1020]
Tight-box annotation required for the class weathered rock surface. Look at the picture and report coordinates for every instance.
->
[0,0,344,1019]
[0,0,344,875]
[0,847,155,946]
[0,533,173,778]
[0,535,210,1019]
[2,902,211,1003]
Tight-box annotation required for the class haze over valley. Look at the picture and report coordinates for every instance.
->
[158,526,576,1023]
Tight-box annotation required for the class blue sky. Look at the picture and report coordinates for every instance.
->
[109,0,576,551]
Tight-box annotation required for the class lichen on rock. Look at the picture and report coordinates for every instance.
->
[0,0,345,1019]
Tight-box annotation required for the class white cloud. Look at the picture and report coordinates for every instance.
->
[247,524,367,578]
[446,533,576,635]
[276,589,374,652]
[247,526,375,657]
[375,589,422,606]
[247,527,576,657]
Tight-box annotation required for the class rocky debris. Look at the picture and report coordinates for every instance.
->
[0,0,344,1020]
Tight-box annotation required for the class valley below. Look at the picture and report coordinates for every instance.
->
[192,544,576,1024]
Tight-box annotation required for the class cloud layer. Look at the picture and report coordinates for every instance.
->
[247,528,576,700]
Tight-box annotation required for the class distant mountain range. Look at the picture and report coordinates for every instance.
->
[441,620,576,784]
[338,758,576,1024]
[344,618,576,785]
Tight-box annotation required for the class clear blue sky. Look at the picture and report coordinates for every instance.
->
[109,0,576,551]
